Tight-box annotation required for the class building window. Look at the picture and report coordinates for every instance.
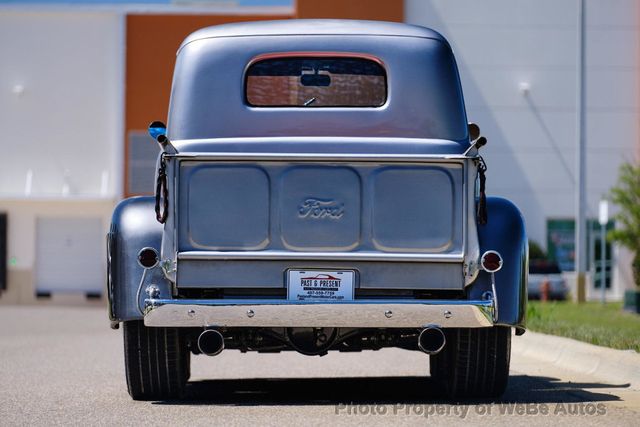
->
[127,131,160,196]
[546,218,614,288]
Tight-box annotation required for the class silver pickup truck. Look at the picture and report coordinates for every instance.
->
[107,19,527,401]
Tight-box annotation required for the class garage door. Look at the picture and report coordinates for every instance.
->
[35,217,104,294]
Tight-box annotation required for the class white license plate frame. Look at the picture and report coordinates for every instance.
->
[287,269,355,302]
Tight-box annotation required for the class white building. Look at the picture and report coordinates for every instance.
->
[405,0,639,300]
[0,0,637,302]
[0,1,293,302]
[0,10,124,301]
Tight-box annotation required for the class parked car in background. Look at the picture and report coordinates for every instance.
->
[107,19,528,401]
[528,259,568,300]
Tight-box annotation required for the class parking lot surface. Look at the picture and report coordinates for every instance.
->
[1,305,638,426]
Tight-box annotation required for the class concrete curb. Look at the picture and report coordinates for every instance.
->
[512,331,640,390]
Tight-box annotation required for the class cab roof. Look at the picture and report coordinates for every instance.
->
[169,19,467,144]
[180,19,447,52]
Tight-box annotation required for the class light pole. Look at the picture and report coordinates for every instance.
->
[574,0,587,303]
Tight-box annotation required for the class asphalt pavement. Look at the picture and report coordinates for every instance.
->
[0,305,639,426]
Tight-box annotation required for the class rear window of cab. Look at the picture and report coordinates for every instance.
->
[245,56,387,108]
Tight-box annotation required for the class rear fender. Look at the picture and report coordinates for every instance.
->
[468,197,528,330]
[107,197,172,322]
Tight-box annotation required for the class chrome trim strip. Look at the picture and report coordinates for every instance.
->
[143,299,494,328]
[170,153,471,162]
[462,159,467,279]
[177,250,464,263]
[464,159,481,286]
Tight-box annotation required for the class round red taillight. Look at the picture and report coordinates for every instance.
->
[137,247,159,269]
[481,250,503,273]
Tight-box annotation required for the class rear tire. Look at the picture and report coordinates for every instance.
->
[123,320,189,401]
[430,326,511,399]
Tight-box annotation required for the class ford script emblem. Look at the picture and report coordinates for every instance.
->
[298,198,344,219]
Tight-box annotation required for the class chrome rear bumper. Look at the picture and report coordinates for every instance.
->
[143,299,494,328]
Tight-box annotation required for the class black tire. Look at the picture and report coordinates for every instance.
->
[430,326,511,399]
[123,320,189,401]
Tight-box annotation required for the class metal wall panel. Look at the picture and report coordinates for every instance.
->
[35,217,104,293]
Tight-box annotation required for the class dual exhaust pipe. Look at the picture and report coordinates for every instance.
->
[197,326,446,357]
[417,326,446,355]
[197,329,225,356]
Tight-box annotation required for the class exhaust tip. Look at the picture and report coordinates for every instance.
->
[418,327,446,355]
[198,329,225,356]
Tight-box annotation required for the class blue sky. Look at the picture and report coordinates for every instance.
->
[0,0,292,5]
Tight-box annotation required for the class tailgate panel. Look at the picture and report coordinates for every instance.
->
[179,161,463,253]
[177,160,465,290]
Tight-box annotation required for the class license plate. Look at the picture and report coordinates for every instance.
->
[287,270,355,301]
